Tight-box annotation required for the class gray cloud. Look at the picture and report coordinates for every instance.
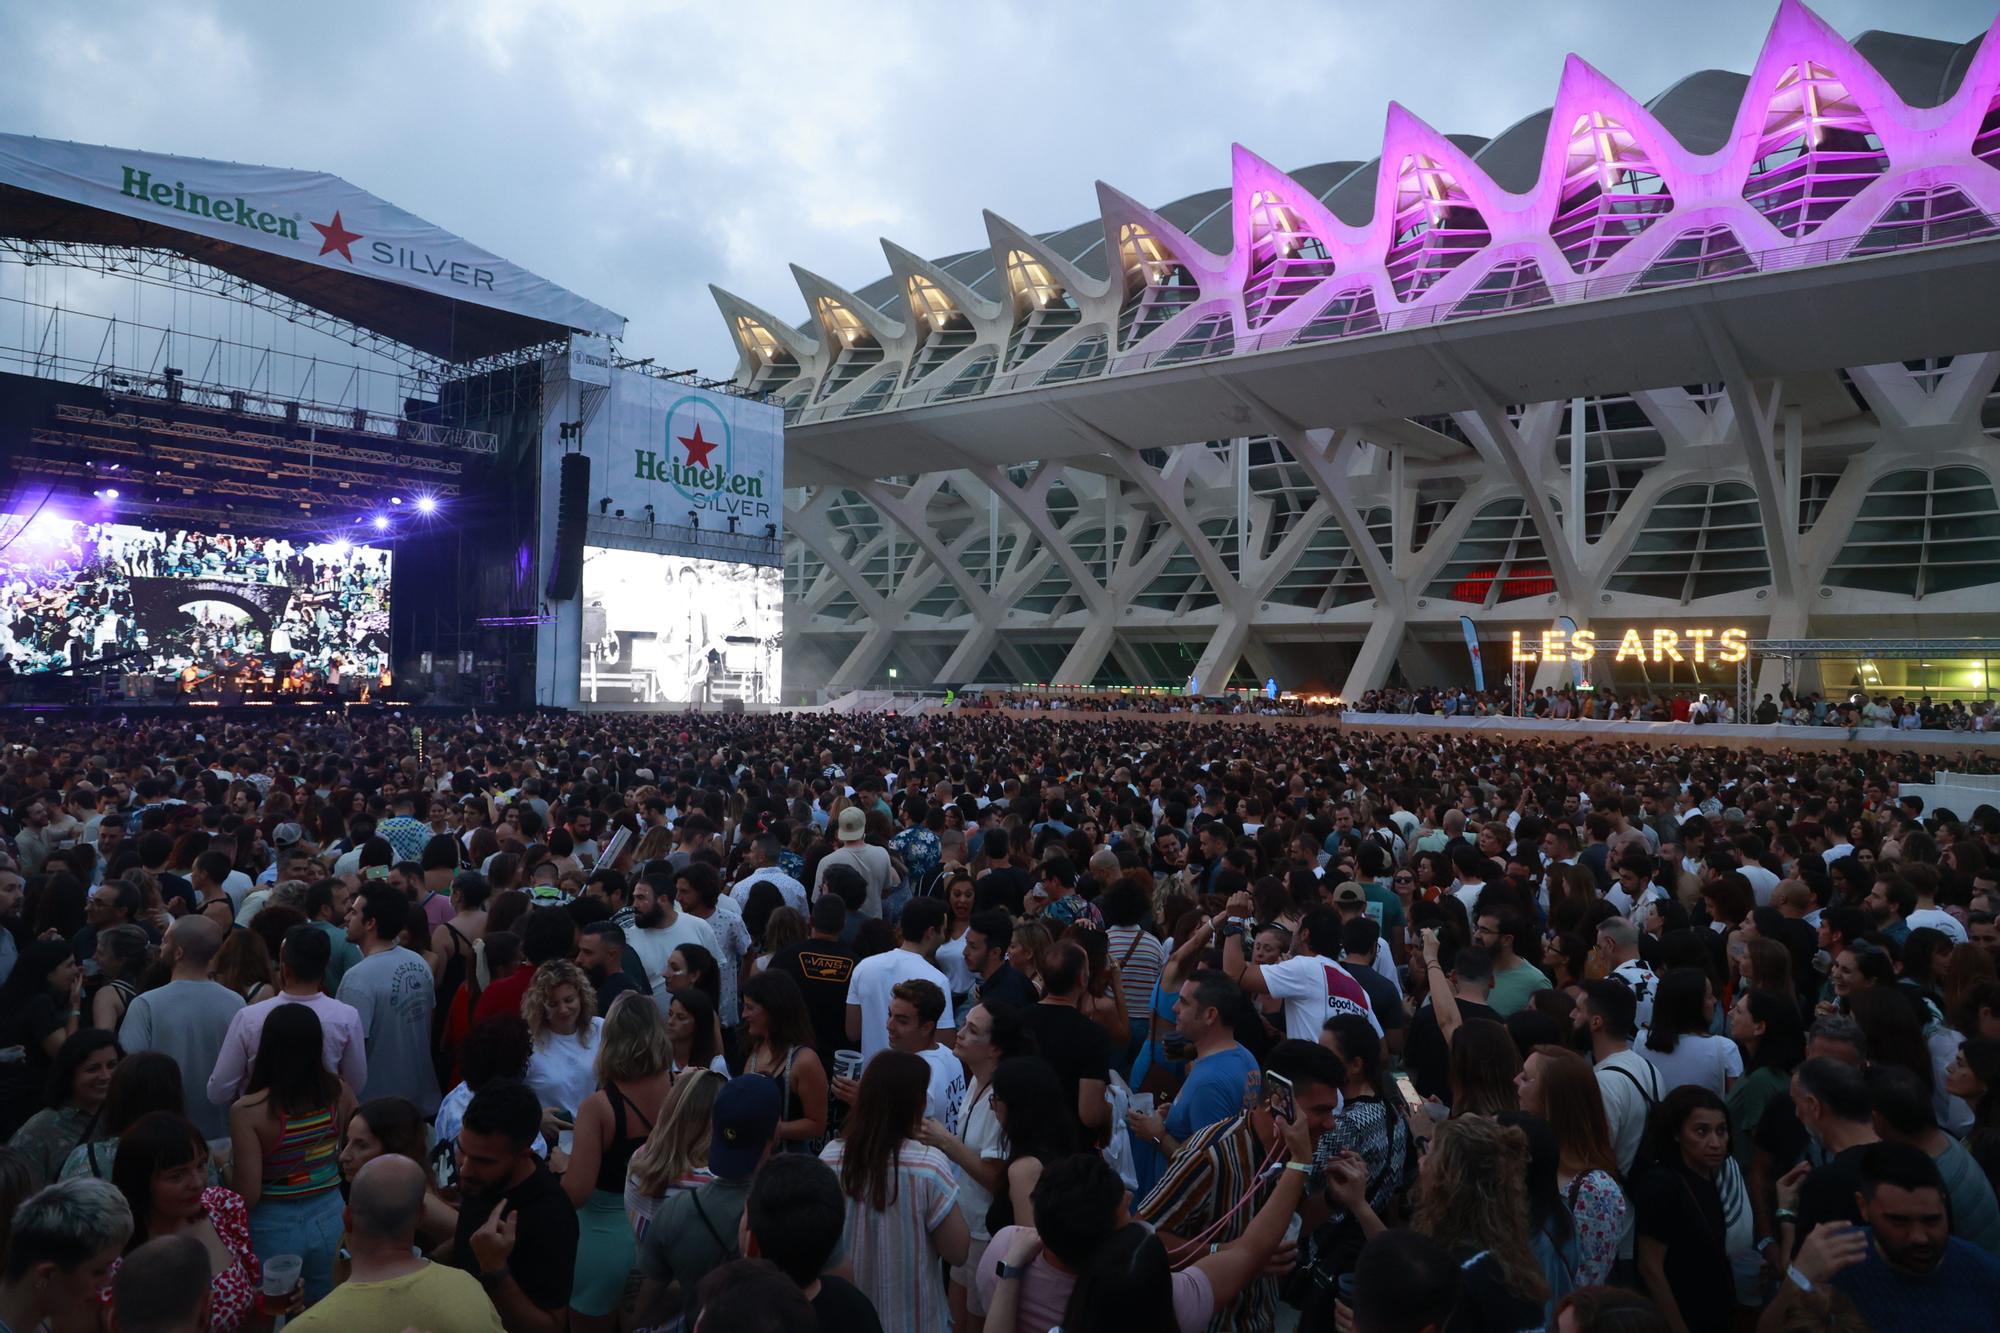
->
[0,0,1990,376]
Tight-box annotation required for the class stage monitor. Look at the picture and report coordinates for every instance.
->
[0,511,391,690]
[580,546,781,706]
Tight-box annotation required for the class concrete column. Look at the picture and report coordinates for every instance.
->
[1191,615,1252,695]
[1053,617,1118,687]
[936,622,1000,686]
[827,625,896,691]
[1340,616,1404,699]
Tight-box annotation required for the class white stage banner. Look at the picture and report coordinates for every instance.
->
[559,369,782,530]
[568,333,613,386]
[0,133,623,336]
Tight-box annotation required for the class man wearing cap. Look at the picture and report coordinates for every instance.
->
[1324,881,1397,990]
[815,807,893,921]
[635,1075,782,1325]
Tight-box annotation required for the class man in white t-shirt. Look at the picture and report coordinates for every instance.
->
[623,869,721,998]
[1221,902,1380,1040]
[1577,978,1659,1177]
[845,897,956,1063]
[885,978,965,1128]
[1900,864,1969,944]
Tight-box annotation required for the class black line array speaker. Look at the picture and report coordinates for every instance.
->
[547,452,590,600]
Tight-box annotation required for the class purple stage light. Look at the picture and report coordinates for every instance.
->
[372,515,389,532]
[416,495,438,515]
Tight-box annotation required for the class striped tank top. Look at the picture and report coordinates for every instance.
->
[262,1104,341,1199]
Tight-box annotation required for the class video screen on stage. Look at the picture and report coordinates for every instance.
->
[0,512,391,691]
[581,546,782,705]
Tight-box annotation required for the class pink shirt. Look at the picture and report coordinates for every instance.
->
[206,990,369,1108]
[976,1226,1215,1333]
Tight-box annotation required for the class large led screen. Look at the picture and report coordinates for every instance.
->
[0,512,391,685]
[580,546,782,705]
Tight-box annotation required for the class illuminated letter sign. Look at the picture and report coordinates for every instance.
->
[1504,626,1751,666]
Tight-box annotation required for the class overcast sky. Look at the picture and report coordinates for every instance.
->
[1,0,1992,378]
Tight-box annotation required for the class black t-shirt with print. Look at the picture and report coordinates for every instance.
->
[770,938,861,1064]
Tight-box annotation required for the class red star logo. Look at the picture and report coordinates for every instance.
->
[677,422,719,468]
[311,211,363,262]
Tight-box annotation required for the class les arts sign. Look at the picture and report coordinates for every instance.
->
[1510,625,1750,665]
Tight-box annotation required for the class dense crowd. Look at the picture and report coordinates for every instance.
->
[975,685,1998,731]
[0,708,1996,1332]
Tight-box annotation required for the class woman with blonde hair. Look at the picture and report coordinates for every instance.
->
[623,1067,724,1242]
[1006,919,1052,995]
[521,959,601,1134]
[632,825,675,867]
[1409,1114,1549,1328]
[563,993,674,1332]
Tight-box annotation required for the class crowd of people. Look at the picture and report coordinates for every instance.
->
[0,706,1995,1332]
[973,684,1998,732]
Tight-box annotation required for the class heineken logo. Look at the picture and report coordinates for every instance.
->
[117,164,497,292]
[633,397,766,504]
[120,165,300,240]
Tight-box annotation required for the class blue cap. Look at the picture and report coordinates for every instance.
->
[709,1074,782,1179]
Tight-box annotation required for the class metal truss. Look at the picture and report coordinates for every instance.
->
[97,370,497,455]
[51,405,466,478]
[14,454,403,514]
[0,237,443,377]
[1752,639,2000,657]
[33,425,463,496]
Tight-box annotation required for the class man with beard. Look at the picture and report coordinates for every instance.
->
[451,1077,577,1332]
[575,920,644,1012]
[1773,1141,2000,1329]
[622,868,719,999]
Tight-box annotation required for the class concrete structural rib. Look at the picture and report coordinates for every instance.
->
[739,4,2000,698]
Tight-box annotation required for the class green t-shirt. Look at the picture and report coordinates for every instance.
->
[1363,880,1406,930]
[1485,959,1552,1017]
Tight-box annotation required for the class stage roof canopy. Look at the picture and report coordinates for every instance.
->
[0,133,625,362]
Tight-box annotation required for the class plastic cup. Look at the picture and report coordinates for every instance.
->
[260,1253,302,1313]
[833,1049,863,1081]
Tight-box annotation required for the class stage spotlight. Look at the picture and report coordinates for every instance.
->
[371,515,389,532]
[599,498,612,514]
[390,496,403,506]
[687,510,699,528]
[727,516,739,534]
[614,508,626,518]
[103,488,119,500]
[643,504,655,524]
[764,523,777,540]
[416,495,438,515]
[332,540,352,557]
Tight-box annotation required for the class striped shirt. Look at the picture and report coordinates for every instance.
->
[819,1140,960,1333]
[1106,926,1167,1030]
[263,1104,341,1199]
[1134,1114,1279,1333]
